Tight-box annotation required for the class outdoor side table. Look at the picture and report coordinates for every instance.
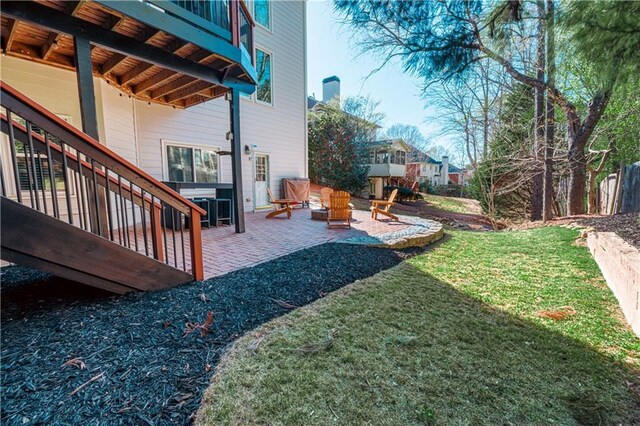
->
[216,198,232,226]
[189,199,211,229]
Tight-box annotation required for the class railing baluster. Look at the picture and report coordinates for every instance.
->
[6,111,22,204]
[24,124,38,210]
[58,140,74,225]
[90,159,103,235]
[75,149,89,231]
[171,212,178,268]
[44,133,60,219]
[129,183,139,253]
[114,174,123,245]
[149,195,164,262]
[161,202,170,265]
[36,148,49,215]
[118,176,129,248]
[104,168,115,242]
[0,153,6,196]
[140,189,149,256]
[180,211,186,270]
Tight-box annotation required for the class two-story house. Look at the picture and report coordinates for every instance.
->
[0,0,307,292]
[367,139,410,198]
[407,155,466,187]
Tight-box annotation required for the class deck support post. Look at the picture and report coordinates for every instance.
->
[228,88,245,233]
[74,35,108,237]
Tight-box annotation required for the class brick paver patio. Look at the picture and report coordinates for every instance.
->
[199,208,413,278]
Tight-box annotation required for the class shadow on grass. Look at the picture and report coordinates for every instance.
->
[198,262,640,425]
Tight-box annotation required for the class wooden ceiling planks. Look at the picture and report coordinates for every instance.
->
[1,0,246,108]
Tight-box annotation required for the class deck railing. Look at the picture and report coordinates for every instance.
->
[0,82,205,280]
[169,0,230,30]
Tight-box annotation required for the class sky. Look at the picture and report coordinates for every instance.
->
[305,0,454,153]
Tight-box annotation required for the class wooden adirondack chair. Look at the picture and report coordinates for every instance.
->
[320,187,333,208]
[327,190,352,228]
[266,188,293,219]
[370,188,399,221]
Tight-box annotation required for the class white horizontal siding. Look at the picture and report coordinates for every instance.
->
[1,0,307,216]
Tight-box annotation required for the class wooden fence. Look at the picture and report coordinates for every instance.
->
[599,162,640,215]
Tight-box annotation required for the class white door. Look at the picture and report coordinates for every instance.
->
[254,154,270,209]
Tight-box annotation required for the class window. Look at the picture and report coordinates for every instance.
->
[254,0,270,30]
[166,144,218,183]
[255,48,272,104]
[10,116,67,193]
[15,141,66,191]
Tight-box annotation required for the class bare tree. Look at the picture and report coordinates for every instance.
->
[334,0,614,215]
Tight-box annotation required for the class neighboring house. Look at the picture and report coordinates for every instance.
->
[407,155,467,186]
[308,77,410,199]
[367,139,410,199]
[0,0,307,291]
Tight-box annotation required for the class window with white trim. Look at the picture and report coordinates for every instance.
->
[255,48,272,104]
[254,0,270,30]
[166,144,218,183]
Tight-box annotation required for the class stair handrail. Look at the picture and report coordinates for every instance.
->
[0,81,206,217]
[1,81,206,280]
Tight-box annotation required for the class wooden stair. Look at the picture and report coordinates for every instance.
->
[1,197,192,294]
[0,81,206,293]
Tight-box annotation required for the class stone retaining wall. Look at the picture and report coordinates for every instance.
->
[587,231,640,336]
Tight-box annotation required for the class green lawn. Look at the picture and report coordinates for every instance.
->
[422,193,476,214]
[196,228,639,425]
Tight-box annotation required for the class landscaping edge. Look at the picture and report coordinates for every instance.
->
[587,231,640,336]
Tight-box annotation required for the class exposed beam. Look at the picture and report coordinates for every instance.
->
[133,50,212,95]
[2,18,18,53]
[65,1,86,16]
[9,41,75,70]
[101,27,160,75]
[41,32,61,60]
[119,62,154,85]
[147,51,220,98]
[150,75,195,99]
[164,81,213,103]
[102,14,124,31]
[42,0,84,62]
[1,1,255,93]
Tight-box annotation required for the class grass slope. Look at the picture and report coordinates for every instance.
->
[421,193,476,214]
[197,227,639,425]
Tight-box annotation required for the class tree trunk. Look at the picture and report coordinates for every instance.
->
[587,169,598,214]
[542,0,555,221]
[567,122,587,215]
[531,0,546,221]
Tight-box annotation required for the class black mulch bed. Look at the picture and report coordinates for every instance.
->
[1,243,422,425]
[578,213,640,249]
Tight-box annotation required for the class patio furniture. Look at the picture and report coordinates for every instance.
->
[266,188,293,219]
[320,187,333,209]
[282,178,310,208]
[215,198,233,226]
[189,199,211,229]
[192,198,233,227]
[370,188,399,221]
[327,190,352,228]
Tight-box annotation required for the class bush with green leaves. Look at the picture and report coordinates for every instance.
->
[308,102,373,194]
